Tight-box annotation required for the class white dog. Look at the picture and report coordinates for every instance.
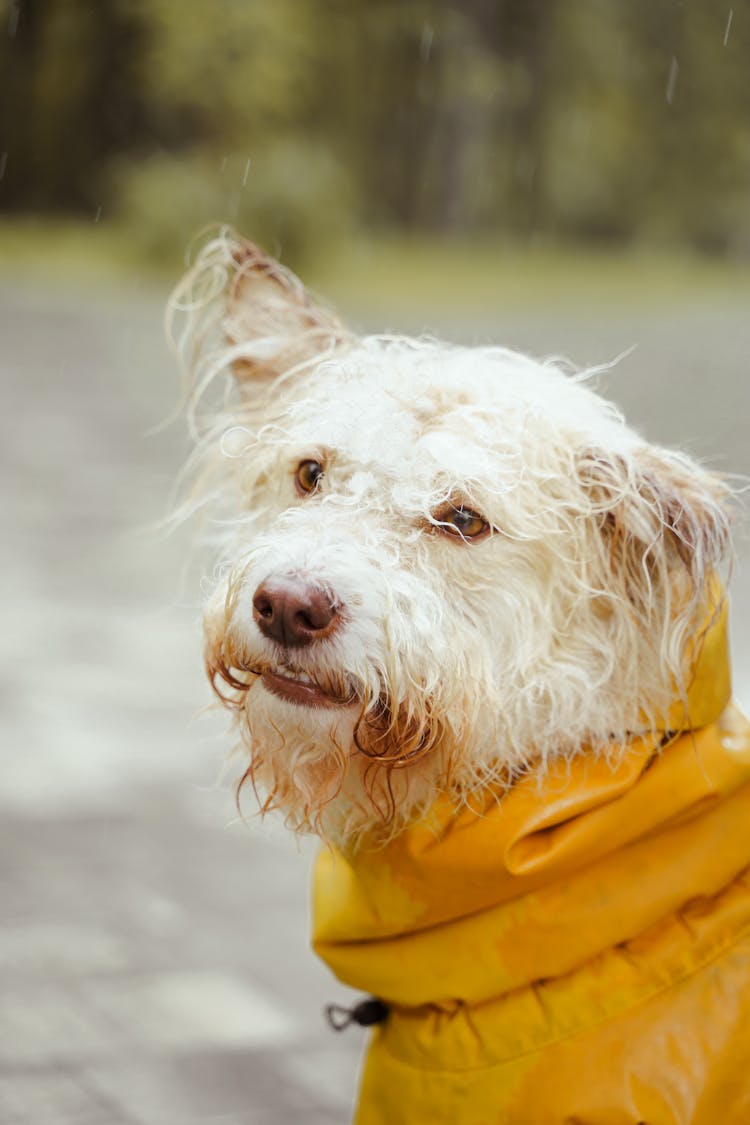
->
[170,233,750,1125]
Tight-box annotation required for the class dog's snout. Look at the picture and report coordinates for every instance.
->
[252,579,340,648]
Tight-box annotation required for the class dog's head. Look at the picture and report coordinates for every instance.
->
[171,232,731,844]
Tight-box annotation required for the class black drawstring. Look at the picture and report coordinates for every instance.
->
[325,996,389,1031]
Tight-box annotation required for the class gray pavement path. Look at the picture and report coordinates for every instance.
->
[1,274,748,1124]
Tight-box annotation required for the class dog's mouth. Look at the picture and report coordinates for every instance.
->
[260,664,358,710]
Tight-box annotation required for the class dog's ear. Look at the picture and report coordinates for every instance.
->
[224,238,348,385]
[169,229,349,401]
[577,444,731,618]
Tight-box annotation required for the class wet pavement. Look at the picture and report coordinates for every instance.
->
[1,275,748,1123]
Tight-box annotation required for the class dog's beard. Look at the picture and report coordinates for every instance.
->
[206,628,448,842]
[237,687,355,835]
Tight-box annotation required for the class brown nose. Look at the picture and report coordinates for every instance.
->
[252,578,340,648]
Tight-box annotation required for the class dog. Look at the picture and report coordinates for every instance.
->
[170,231,750,1124]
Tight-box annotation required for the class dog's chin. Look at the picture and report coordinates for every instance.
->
[246,675,360,745]
[236,683,363,837]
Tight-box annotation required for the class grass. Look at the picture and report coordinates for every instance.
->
[1,218,749,314]
[0,219,153,285]
[312,236,750,315]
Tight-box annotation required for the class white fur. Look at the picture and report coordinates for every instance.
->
[170,231,731,845]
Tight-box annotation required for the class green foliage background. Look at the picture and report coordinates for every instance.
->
[1,0,749,267]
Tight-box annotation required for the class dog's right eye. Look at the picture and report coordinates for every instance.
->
[431,502,490,542]
[295,459,324,496]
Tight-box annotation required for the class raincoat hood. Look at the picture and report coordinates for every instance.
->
[313,599,750,1123]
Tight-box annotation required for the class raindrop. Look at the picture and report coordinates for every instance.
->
[724,8,733,46]
[219,155,228,173]
[420,23,434,62]
[242,157,251,187]
[7,1,19,37]
[0,151,6,181]
[665,56,679,105]
[94,206,102,223]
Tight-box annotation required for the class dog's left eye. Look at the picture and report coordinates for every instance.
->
[433,504,490,541]
[295,459,324,495]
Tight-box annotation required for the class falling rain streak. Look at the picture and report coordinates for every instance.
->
[724,9,734,46]
[420,23,434,62]
[666,57,679,105]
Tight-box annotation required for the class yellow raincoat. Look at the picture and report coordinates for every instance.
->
[313,600,750,1123]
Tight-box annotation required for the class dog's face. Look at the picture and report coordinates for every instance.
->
[173,236,730,844]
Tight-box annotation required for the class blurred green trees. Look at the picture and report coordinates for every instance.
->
[1,0,748,263]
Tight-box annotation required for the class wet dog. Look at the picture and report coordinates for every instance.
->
[170,231,730,844]
[170,233,750,1124]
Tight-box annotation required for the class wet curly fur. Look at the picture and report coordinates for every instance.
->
[169,229,732,846]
